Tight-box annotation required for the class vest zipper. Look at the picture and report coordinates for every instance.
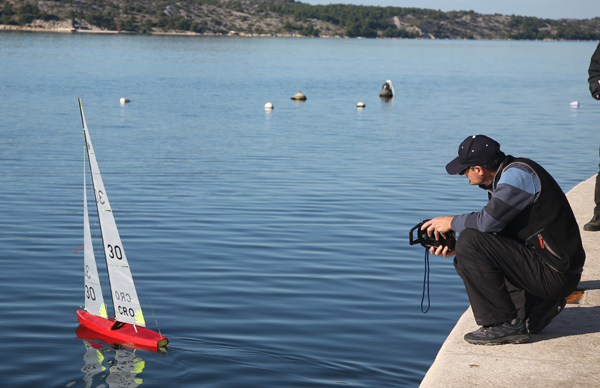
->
[537,234,561,259]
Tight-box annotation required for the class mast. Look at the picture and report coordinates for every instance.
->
[79,98,146,327]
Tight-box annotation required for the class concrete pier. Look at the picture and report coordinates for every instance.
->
[420,175,600,388]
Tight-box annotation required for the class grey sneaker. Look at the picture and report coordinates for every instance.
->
[464,318,530,345]
[526,298,566,334]
[584,215,600,231]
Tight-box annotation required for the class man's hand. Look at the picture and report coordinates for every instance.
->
[422,216,453,237]
[421,216,456,257]
[428,243,455,257]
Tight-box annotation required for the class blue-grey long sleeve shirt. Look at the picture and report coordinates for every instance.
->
[451,163,541,234]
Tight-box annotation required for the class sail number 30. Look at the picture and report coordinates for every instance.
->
[107,244,123,260]
[85,285,96,301]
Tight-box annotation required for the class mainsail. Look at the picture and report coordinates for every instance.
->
[83,159,107,319]
[80,98,146,327]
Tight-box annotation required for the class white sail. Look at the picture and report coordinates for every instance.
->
[79,98,146,327]
[84,159,107,319]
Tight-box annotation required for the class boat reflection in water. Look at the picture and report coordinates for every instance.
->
[77,326,147,388]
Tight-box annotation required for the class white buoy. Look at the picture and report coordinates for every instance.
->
[265,102,274,110]
[357,102,365,108]
[120,98,131,104]
[569,101,579,108]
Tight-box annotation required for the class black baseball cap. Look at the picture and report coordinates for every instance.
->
[446,135,504,175]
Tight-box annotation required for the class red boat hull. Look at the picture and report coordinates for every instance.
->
[76,310,168,351]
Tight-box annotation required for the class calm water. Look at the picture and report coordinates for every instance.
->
[1,33,599,387]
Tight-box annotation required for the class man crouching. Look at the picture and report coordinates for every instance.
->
[423,135,585,345]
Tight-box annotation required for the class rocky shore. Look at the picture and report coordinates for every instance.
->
[1,0,599,40]
[0,21,334,37]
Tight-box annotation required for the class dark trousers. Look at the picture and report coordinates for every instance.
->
[595,145,600,216]
[453,228,581,326]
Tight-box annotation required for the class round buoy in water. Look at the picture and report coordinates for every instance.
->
[357,102,365,108]
[569,101,579,107]
[265,102,274,110]
[120,98,131,104]
[291,91,307,101]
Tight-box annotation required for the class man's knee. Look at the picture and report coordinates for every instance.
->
[455,228,483,256]
[454,228,496,275]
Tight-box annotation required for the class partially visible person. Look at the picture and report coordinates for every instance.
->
[423,135,585,345]
[588,42,600,100]
[583,145,600,231]
[584,42,600,231]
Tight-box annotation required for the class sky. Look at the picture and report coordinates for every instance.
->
[302,0,600,20]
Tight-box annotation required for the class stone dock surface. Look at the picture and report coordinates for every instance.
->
[420,175,600,388]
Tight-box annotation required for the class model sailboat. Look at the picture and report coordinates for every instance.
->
[76,98,168,351]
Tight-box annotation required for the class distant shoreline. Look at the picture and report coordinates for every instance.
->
[3,1,599,41]
[1,24,595,41]
[0,23,333,37]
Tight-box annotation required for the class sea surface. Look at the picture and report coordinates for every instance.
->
[0,33,598,387]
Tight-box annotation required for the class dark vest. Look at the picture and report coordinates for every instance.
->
[492,156,585,273]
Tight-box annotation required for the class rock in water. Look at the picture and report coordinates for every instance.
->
[291,91,307,101]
